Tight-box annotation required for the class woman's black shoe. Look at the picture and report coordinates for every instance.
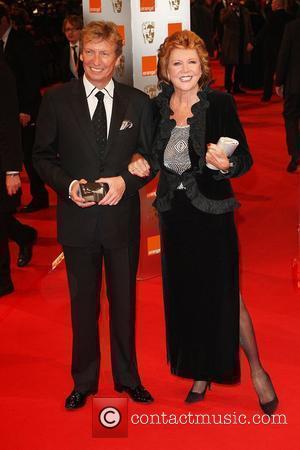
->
[258,372,279,416]
[185,381,211,403]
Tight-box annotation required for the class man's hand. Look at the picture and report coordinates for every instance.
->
[70,179,96,208]
[128,153,150,178]
[96,176,125,206]
[206,143,230,171]
[19,113,31,127]
[246,42,254,52]
[275,85,284,98]
[6,174,21,196]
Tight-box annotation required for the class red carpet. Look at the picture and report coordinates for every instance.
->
[1,61,299,449]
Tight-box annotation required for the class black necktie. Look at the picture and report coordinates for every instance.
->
[92,91,107,162]
[71,45,78,66]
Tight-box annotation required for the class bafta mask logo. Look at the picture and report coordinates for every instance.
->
[111,0,122,13]
[169,0,180,11]
[142,22,155,44]
[144,84,158,99]
[116,55,125,77]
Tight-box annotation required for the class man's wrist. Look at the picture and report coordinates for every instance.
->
[6,172,20,176]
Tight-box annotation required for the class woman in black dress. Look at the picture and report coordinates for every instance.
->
[129,30,278,415]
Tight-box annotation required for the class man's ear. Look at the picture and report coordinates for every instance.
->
[115,55,122,67]
[80,53,83,62]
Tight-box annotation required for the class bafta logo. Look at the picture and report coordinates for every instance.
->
[142,22,155,44]
[111,0,122,13]
[169,0,180,10]
[144,84,158,99]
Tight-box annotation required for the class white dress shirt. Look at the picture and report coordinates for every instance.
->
[69,41,80,78]
[69,76,115,195]
[1,25,12,50]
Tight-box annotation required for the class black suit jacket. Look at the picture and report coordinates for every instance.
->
[0,59,22,213]
[4,28,41,120]
[33,78,154,248]
[255,9,292,61]
[59,42,84,82]
[276,18,300,94]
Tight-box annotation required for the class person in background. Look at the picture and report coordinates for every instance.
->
[0,56,37,297]
[275,17,300,172]
[59,14,84,82]
[221,0,254,94]
[243,0,265,89]
[256,0,292,102]
[129,30,278,416]
[191,0,215,57]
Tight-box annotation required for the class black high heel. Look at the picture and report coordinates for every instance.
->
[258,372,279,416]
[185,381,211,403]
[252,370,279,416]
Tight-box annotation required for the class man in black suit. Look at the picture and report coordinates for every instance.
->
[0,2,48,212]
[33,21,154,409]
[59,15,84,82]
[275,17,300,172]
[0,57,37,296]
[221,0,254,94]
[255,0,292,102]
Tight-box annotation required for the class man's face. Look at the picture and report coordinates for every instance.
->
[112,0,122,13]
[64,21,81,45]
[271,0,281,11]
[142,22,155,44]
[81,38,121,89]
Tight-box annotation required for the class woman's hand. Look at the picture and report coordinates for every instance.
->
[206,143,230,171]
[128,153,150,178]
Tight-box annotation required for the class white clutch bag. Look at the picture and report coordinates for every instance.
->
[206,137,239,170]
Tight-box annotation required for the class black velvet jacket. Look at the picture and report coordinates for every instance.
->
[151,83,253,214]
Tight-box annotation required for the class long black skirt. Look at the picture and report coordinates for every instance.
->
[159,191,240,384]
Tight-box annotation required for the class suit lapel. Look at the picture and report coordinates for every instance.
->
[68,79,99,156]
[104,81,129,158]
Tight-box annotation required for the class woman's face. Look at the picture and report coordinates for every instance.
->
[167,48,202,93]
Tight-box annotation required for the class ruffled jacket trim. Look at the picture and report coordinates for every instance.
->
[153,82,240,214]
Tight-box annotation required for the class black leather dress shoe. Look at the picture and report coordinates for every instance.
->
[65,390,94,410]
[20,200,49,213]
[115,384,154,403]
[17,230,37,267]
[0,283,14,298]
[233,88,246,94]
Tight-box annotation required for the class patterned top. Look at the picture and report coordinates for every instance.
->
[164,125,191,175]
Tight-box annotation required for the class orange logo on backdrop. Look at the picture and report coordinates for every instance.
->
[140,0,155,12]
[142,56,157,76]
[117,25,125,45]
[168,23,182,36]
[89,0,101,13]
[147,235,161,256]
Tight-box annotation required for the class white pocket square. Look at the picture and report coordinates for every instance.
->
[120,120,133,131]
